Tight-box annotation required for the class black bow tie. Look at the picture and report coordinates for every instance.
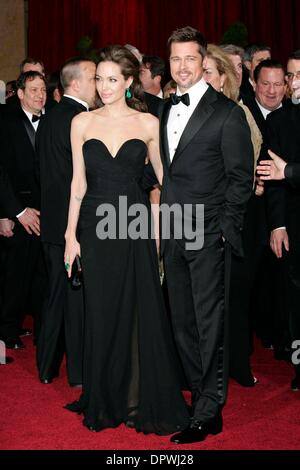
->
[32,114,41,122]
[170,93,190,106]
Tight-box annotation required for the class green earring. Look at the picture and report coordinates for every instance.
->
[126,87,132,99]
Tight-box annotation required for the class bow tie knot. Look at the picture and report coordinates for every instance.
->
[170,93,190,106]
[32,114,41,122]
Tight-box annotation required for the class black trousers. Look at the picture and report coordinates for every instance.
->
[164,237,230,423]
[0,223,46,338]
[37,242,84,384]
[283,233,300,347]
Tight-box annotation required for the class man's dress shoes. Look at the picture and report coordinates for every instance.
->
[170,413,223,444]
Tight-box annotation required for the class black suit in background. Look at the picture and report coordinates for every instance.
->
[240,72,255,103]
[265,104,300,358]
[228,95,271,384]
[284,163,300,186]
[241,98,289,354]
[0,107,46,341]
[35,96,85,384]
[144,92,164,118]
[160,85,253,421]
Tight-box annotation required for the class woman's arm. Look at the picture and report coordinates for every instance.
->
[64,114,88,277]
[146,115,163,186]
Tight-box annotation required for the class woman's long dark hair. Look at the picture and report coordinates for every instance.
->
[98,45,147,112]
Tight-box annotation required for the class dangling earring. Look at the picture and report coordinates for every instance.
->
[220,86,224,93]
[126,87,132,99]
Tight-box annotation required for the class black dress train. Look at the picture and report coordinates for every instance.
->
[65,138,189,435]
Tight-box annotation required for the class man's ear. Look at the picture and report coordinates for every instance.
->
[17,89,24,101]
[154,75,161,86]
[244,60,251,72]
[71,79,80,93]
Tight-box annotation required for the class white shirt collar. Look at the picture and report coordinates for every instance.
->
[256,99,282,120]
[22,107,44,121]
[21,107,44,131]
[156,90,163,99]
[176,78,209,103]
[63,94,89,110]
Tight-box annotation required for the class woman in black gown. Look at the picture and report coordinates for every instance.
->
[64,45,189,435]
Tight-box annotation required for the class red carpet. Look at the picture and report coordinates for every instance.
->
[1,321,300,450]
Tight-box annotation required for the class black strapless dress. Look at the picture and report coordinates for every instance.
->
[65,139,189,435]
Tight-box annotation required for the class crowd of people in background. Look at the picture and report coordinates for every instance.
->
[1,26,300,444]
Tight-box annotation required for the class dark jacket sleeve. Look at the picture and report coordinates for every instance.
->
[219,105,254,256]
[0,119,24,218]
[264,114,287,231]
[285,163,300,187]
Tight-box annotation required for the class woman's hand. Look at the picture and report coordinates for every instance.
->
[64,237,81,278]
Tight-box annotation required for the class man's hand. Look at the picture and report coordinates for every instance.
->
[256,150,287,181]
[0,219,15,237]
[254,176,264,196]
[270,228,289,258]
[18,208,40,235]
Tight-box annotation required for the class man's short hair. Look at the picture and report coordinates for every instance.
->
[141,55,165,79]
[16,71,46,90]
[288,50,300,61]
[220,44,244,61]
[253,59,285,83]
[19,57,44,74]
[60,56,94,90]
[244,43,271,63]
[167,26,207,58]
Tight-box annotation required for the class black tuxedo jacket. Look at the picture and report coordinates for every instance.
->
[144,92,164,118]
[0,164,13,217]
[240,76,255,103]
[0,106,40,218]
[242,96,266,136]
[285,163,300,186]
[36,96,87,245]
[160,85,253,256]
[264,104,300,235]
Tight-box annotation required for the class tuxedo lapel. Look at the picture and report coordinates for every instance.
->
[171,87,217,166]
[21,110,36,149]
[160,100,172,167]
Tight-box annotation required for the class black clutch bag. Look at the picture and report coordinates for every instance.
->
[71,255,82,288]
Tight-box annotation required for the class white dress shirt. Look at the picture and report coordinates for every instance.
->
[167,78,209,161]
[256,99,282,121]
[22,107,44,132]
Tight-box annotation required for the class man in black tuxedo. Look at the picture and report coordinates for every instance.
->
[36,57,96,385]
[264,50,300,391]
[0,71,47,349]
[242,60,289,353]
[160,27,253,444]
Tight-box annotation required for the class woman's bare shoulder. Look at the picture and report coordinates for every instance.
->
[138,111,159,128]
[72,110,98,130]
